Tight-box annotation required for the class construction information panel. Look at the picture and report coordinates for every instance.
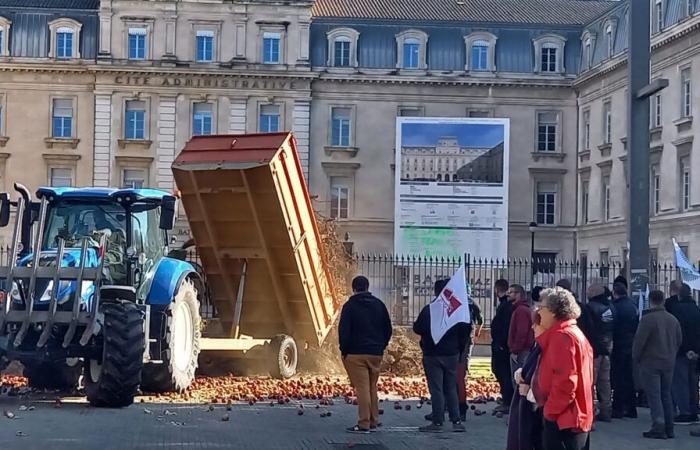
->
[394,117,510,259]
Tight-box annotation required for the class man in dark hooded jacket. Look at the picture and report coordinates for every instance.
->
[339,276,392,433]
[580,284,615,422]
[611,282,639,419]
[667,283,700,424]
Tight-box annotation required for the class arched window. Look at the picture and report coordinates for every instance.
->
[533,34,566,74]
[464,32,497,72]
[49,18,82,59]
[396,29,428,70]
[603,18,618,58]
[326,28,360,68]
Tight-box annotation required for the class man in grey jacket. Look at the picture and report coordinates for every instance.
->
[632,290,683,440]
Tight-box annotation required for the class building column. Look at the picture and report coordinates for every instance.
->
[98,2,112,59]
[93,94,112,187]
[293,99,311,179]
[228,96,247,134]
[156,96,177,190]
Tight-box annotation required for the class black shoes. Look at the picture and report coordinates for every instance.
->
[642,430,667,440]
[346,425,370,434]
[674,414,699,425]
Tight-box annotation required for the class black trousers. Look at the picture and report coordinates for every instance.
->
[543,420,590,450]
[423,354,460,425]
[611,352,636,415]
[492,346,514,406]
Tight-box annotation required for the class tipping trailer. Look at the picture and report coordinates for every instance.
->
[172,132,339,377]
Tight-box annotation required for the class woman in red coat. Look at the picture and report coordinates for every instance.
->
[534,287,594,450]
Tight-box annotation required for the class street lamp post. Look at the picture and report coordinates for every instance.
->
[529,222,538,288]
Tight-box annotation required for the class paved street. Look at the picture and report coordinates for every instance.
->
[0,394,698,450]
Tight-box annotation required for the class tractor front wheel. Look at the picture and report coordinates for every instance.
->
[141,279,201,393]
[85,301,144,407]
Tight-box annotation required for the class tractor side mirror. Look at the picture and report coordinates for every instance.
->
[0,193,9,227]
[159,196,177,230]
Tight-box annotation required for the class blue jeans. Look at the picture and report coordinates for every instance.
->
[640,366,674,433]
[672,356,699,416]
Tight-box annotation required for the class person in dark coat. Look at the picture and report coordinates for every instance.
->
[491,278,514,414]
[579,284,615,422]
[339,276,393,433]
[667,283,700,424]
[611,282,639,419]
[456,298,484,421]
[507,286,544,450]
[664,280,682,313]
[413,279,468,433]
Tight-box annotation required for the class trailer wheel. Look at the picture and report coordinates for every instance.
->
[85,301,144,408]
[270,335,298,379]
[23,360,82,391]
[141,279,201,393]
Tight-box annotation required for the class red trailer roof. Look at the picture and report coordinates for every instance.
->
[174,132,291,166]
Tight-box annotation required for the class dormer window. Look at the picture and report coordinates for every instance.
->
[49,18,82,59]
[464,32,497,72]
[0,16,11,57]
[603,18,617,58]
[327,27,360,68]
[580,30,596,69]
[584,38,592,68]
[396,29,428,70]
[533,34,566,74]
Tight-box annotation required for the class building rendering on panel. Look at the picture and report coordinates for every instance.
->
[0,0,698,264]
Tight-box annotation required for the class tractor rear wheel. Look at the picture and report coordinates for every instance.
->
[270,334,298,379]
[141,279,201,393]
[84,301,144,407]
[23,360,82,391]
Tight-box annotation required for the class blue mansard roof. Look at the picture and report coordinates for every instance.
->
[0,0,99,59]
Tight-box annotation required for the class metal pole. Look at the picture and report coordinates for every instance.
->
[628,0,652,304]
[530,228,535,289]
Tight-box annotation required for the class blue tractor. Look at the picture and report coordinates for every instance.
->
[0,184,203,407]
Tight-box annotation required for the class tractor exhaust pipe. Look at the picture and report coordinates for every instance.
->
[14,183,33,257]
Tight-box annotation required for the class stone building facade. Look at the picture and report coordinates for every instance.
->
[0,0,698,264]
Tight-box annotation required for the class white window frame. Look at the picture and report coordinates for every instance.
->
[603,100,612,144]
[48,18,82,59]
[535,181,557,225]
[680,158,691,211]
[326,27,360,68]
[681,67,692,118]
[260,27,285,65]
[191,101,215,137]
[582,109,591,150]
[50,97,76,139]
[652,93,662,128]
[536,111,560,153]
[602,175,611,222]
[329,105,355,147]
[581,180,590,224]
[651,166,661,215]
[580,31,595,69]
[49,167,74,187]
[194,29,217,63]
[0,16,11,57]
[464,32,497,72]
[603,18,617,59]
[654,0,665,33]
[258,103,282,133]
[395,29,428,70]
[127,27,148,60]
[330,178,351,219]
[124,98,149,140]
[533,34,566,74]
[122,168,148,189]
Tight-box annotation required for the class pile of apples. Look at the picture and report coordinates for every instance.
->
[0,375,27,390]
[145,375,501,405]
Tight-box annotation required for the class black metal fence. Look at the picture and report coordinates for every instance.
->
[356,254,688,327]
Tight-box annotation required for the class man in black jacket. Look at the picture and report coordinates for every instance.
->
[668,283,700,424]
[490,278,513,414]
[611,282,639,419]
[665,280,682,313]
[413,279,468,433]
[580,284,615,422]
[339,276,392,434]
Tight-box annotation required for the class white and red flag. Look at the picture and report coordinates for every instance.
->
[430,265,470,344]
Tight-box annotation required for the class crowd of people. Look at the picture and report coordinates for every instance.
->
[337,274,700,448]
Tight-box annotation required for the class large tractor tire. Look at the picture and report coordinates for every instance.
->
[23,360,82,391]
[85,301,145,407]
[270,334,298,379]
[141,279,201,393]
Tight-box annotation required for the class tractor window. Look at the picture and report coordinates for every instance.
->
[44,202,126,250]
[132,206,164,270]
